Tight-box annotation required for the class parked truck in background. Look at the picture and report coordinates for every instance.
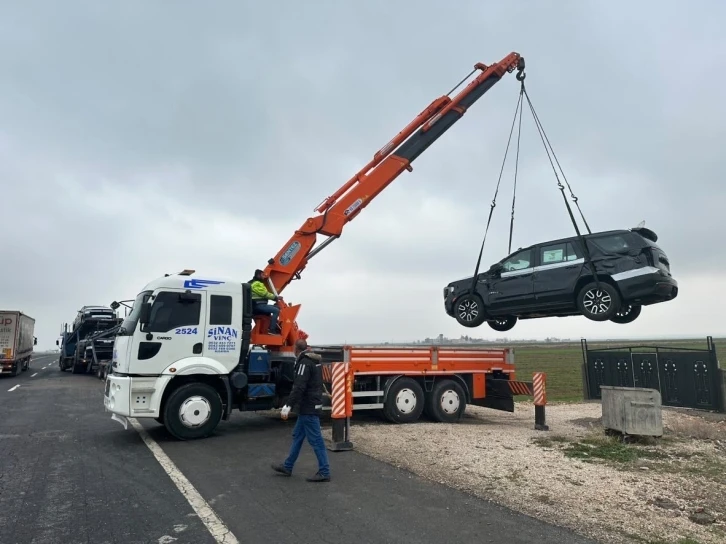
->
[0,311,37,376]
[57,306,121,374]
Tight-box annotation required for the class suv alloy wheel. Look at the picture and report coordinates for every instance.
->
[576,281,621,321]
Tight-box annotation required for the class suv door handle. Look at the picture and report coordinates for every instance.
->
[193,342,202,354]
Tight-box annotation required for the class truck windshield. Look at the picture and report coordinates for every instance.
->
[117,291,153,336]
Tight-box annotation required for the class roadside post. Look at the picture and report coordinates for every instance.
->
[533,372,549,431]
[327,361,353,451]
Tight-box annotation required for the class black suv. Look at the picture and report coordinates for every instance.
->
[443,227,678,332]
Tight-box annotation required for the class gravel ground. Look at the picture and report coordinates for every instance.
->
[326,402,726,544]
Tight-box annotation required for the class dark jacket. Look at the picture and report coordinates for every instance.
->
[286,350,324,415]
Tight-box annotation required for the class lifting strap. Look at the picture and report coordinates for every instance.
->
[521,88,599,285]
[469,78,526,293]
[507,85,524,255]
[469,68,599,295]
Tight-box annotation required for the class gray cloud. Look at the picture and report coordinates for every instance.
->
[1,0,724,348]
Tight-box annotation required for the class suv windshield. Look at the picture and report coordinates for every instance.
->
[117,291,153,336]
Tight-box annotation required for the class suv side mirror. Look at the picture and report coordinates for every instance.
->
[489,263,503,276]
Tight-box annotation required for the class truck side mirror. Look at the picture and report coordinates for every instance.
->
[34,337,38,346]
[56,339,59,346]
[139,302,152,327]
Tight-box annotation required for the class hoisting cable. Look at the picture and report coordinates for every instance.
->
[521,88,600,286]
[507,86,524,255]
[521,90,592,234]
[469,78,526,294]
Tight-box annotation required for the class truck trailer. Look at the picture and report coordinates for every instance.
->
[0,311,37,376]
[104,52,529,440]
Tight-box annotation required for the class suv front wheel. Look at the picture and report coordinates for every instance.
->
[576,281,621,321]
[454,293,487,327]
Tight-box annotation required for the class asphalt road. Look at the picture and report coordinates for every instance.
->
[0,352,597,544]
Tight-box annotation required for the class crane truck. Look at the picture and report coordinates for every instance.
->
[0,311,37,376]
[104,52,527,440]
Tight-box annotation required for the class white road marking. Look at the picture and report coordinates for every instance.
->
[128,418,240,544]
[8,385,20,392]
[31,372,38,377]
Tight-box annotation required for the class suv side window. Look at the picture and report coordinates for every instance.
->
[591,234,630,253]
[540,242,579,265]
[147,292,202,332]
[502,249,533,272]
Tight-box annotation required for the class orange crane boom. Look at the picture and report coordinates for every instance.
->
[252,52,525,351]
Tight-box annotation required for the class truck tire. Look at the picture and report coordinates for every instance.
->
[383,377,424,424]
[424,379,467,423]
[163,383,223,440]
[22,358,29,371]
[13,361,22,377]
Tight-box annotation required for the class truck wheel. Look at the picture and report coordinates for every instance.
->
[163,383,223,440]
[22,358,29,371]
[425,379,466,423]
[383,377,424,424]
[13,362,22,377]
[454,293,487,328]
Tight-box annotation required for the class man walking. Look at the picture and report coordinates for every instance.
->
[271,339,330,482]
[249,269,281,335]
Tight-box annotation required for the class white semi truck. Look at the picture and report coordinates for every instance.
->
[0,311,37,376]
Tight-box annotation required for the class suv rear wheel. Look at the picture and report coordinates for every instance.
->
[454,293,487,327]
[610,304,641,324]
[487,316,517,332]
[576,281,621,321]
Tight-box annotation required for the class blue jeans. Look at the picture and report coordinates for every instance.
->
[253,302,280,331]
[284,414,330,477]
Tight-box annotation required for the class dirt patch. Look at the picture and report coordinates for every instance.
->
[326,403,726,544]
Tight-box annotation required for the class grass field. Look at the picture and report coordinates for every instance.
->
[483,337,725,402]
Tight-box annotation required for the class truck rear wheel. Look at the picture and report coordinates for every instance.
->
[425,379,466,423]
[163,382,223,440]
[383,377,424,424]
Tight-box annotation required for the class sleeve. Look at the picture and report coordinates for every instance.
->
[286,361,310,409]
[251,281,275,300]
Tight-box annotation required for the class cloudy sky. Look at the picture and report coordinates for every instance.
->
[2,1,724,350]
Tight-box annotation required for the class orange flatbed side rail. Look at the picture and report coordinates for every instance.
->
[344,346,516,376]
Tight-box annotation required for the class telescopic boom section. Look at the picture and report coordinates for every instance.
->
[254,52,524,349]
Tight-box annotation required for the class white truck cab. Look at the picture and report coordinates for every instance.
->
[104,270,296,439]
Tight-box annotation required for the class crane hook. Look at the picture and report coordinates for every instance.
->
[515,56,526,81]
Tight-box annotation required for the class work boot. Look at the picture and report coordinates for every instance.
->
[306,472,330,482]
[271,463,291,476]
